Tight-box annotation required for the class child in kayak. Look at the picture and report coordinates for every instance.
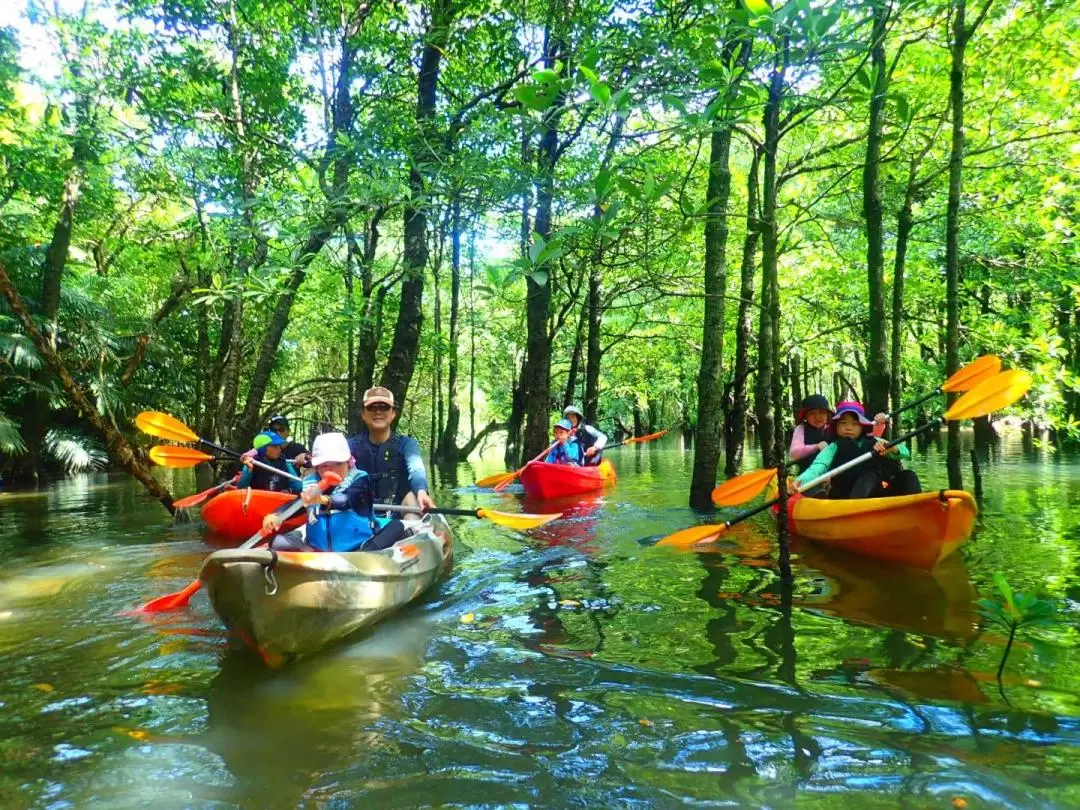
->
[562,405,607,466]
[238,431,303,494]
[546,419,584,465]
[788,394,834,473]
[794,401,920,499]
[261,432,407,552]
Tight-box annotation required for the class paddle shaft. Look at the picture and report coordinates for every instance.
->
[604,431,667,451]
[374,503,481,518]
[716,419,945,536]
[493,440,558,491]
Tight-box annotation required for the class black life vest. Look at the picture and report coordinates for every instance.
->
[794,424,829,473]
[348,432,407,503]
[826,437,902,499]
[248,455,296,492]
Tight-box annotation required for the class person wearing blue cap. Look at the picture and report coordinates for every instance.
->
[545,418,583,465]
[238,431,303,493]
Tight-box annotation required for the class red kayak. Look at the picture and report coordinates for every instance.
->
[201,489,304,546]
[519,460,616,500]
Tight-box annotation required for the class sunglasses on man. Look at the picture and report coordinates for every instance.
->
[365,403,393,412]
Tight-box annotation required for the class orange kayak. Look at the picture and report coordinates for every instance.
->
[519,459,616,500]
[775,489,977,568]
[201,489,304,545]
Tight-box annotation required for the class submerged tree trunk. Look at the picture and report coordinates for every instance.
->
[725,148,760,477]
[690,121,735,508]
[944,0,988,489]
[521,18,567,460]
[890,158,917,431]
[437,198,463,463]
[381,0,453,408]
[757,39,787,469]
[863,0,891,416]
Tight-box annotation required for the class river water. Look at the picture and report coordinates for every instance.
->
[1,433,1079,808]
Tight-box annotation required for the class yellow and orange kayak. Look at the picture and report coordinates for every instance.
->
[776,490,978,568]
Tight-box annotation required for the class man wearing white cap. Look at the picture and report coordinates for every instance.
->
[347,386,436,514]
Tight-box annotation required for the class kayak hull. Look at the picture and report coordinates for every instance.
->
[199,515,453,665]
[519,459,616,499]
[777,489,977,568]
[201,489,304,545]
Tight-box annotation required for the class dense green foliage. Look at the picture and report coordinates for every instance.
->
[0,0,1076,488]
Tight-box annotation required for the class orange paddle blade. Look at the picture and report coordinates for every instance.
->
[944,369,1031,421]
[476,470,518,488]
[941,355,1002,393]
[135,411,200,443]
[656,523,729,548]
[624,429,669,444]
[127,580,203,614]
[493,472,520,493]
[149,445,214,468]
[711,468,778,507]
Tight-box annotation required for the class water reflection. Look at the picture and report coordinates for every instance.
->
[1,442,1080,806]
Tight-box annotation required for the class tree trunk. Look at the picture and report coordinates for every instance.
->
[0,262,175,510]
[564,300,587,410]
[945,0,974,490]
[725,148,761,477]
[522,19,567,460]
[864,0,891,416]
[690,121,735,508]
[757,39,787,469]
[890,159,917,431]
[381,0,453,410]
[437,198,463,463]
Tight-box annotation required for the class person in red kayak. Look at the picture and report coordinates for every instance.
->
[562,405,607,466]
[545,419,584,465]
[794,401,919,499]
[265,414,310,468]
[238,431,303,494]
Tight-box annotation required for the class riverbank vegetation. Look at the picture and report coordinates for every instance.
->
[0,0,1076,506]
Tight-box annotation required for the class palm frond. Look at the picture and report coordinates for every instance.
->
[0,331,43,370]
[43,429,108,473]
[0,414,27,455]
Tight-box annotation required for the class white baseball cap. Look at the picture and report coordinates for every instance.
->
[310,432,352,466]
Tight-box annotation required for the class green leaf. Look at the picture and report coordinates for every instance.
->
[528,270,549,287]
[644,170,655,199]
[993,571,1017,616]
[856,68,872,90]
[593,168,613,201]
[894,94,910,123]
[577,65,598,84]
[662,94,687,115]
[590,81,612,106]
[742,0,771,16]
[532,68,559,84]
[528,235,547,264]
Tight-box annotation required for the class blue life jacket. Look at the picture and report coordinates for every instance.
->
[546,439,582,465]
[303,469,379,552]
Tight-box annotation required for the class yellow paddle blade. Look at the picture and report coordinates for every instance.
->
[625,429,669,444]
[656,523,729,548]
[476,508,562,530]
[941,355,1002,393]
[149,445,214,468]
[944,369,1032,421]
[135,411,200,443]
[475,470,518,488]
[711,468,778,507]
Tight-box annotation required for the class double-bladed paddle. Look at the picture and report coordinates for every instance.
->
[710,355,1003,507]
[128,472,342,613]
[137,412,564,531]
[659,368,1031,549]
